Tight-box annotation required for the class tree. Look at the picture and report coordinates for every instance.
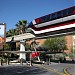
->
[6,29,16,37]
[6,20,28,37]
[43,37,68,52]
[15,20,27,34]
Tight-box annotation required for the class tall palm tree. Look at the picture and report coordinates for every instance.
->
[6,29,12,37]
[15,20,27,34]
[6,20,28,37]
[6,29,16,37]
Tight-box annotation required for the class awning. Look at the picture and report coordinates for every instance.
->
[6,33,35,42]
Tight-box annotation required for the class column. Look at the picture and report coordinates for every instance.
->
[19,40,26,60]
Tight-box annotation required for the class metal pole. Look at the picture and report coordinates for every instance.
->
[20,58,23,65]
[49,58,51,65]
[30,53,32,66]
[3,45,4,51]
[7,58,9,65]
[0,58,3,66]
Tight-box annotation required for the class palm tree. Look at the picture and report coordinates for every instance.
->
[6,29,16,37]
[6,29,12,37]
[11,29,16,36]
[15,20,27,34]
[6,20,28,37]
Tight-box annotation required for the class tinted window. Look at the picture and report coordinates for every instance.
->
[41,16,47,22]
[57,11,62,18]
[51,13,56,20]
[46,14,51,21]
[62,9,68,17]
[68,7,75,15]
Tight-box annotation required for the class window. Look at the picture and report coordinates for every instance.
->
[51,13,56,20]
[68,7,75,15]
[62,9,68,17]
[46,14,51,21]
[41,16,47,22]
[57,11,62,18]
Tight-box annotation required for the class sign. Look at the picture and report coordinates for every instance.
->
[0,23,6,49]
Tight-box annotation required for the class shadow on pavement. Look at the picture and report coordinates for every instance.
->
[51,59,75,64]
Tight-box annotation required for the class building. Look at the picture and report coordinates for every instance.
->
[6,33,75,54]
[64,35,73,54]
[64,35,75,54]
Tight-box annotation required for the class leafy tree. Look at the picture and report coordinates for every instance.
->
[43,37,68,52]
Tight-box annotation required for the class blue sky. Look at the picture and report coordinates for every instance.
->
[0,0,74,31]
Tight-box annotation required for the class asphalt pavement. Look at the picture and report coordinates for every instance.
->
[0,63,75,75]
